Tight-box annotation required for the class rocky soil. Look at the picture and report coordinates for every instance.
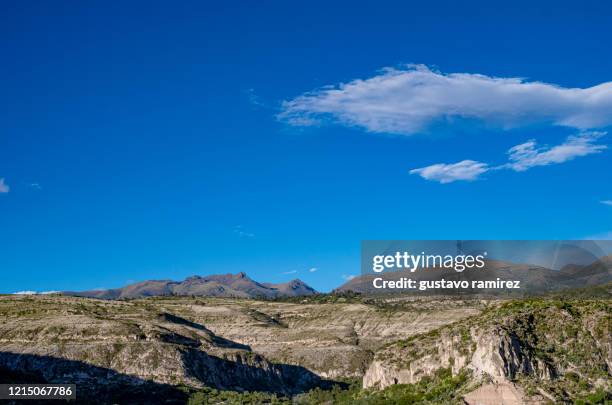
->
[146,296,482,378]
[0,294,609,404]
[363,299,611,404]
[0,295,323,397]
[0,295,481,395]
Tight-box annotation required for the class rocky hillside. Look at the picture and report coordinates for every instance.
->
[1,293,609,404]
[143,295,482,378]
[63,272,317,299]
[363,298,611,404]
[0,295,324,403]
[0,294,482,403]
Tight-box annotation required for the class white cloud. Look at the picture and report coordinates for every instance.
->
[12,290,60,295]
[0,178,9,193]
[233,225,255,238]
[601,200,612,206]
[308,267,317,272]
[410,160,489,184]
[411,132,607,183]
[342,274,357,281]
[504,131,607,171]
[279,65,612,135]
[281,270,298,275]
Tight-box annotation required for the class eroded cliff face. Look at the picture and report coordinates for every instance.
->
[0,295,482,396]
[140,297,482,378]
[363,300,611,403]
[2,295,607,404]
[0,296,322,396]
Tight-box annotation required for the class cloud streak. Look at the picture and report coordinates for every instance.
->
[504,131,607,171]
[0,178,9,193]
[409,160,489,184]
[12,291,59,295]
[279,65,612,135]
[601,200,612,206]
[246,88,270,109]
[410,132,606,183]
[233,225,255,238]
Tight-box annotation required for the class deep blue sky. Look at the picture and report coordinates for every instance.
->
[1,1,611,293]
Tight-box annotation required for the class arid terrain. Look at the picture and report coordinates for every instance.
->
[0,290,610,404]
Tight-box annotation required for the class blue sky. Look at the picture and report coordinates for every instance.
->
[1,0,611,293]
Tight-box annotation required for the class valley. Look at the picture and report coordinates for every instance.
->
[0,290,609,404]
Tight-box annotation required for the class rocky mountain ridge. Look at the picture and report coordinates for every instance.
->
[62,272,317,300]
[336,256,612,296]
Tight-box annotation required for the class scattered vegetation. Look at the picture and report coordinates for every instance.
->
[0,292,609,404]
[183,368,473,405]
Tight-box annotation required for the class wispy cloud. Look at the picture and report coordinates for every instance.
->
[281,270,298,275]
[409,160,488,184]
[411,132,607,183]
[233,225,255,238]
[28,182,41,190]
[0,178,9,193]
[504,131,607,172]
[308,267,318,273]
[245,88,270,109]
[342,274,357,281]
[13,290,60,295]
[279,65,612,136]
[601,200,612,206]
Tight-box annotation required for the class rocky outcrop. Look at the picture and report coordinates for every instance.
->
[363,300,611,403]
[363,328,472,389]
[469,326,555,382]
[362,327,553,389]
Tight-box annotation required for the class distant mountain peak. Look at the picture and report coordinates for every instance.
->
[286,279,308,289]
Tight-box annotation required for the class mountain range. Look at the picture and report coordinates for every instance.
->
[335,255,612,295]
[63,272,316,299]
[59,255,612,300]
